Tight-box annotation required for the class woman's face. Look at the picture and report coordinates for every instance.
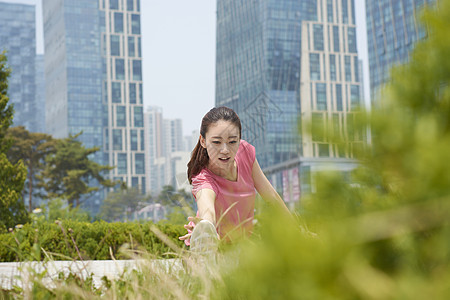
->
[200,120,240,173]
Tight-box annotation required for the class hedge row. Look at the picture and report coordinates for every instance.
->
[0,220,186,262]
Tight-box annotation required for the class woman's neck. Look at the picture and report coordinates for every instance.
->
[207,160,238,181]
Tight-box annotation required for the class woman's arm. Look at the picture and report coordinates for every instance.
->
[195,188,217,226]
[252,158,292,216]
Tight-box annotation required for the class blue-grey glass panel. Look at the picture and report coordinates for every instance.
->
[135,153,145,174]
[110,35,120,56]
[341,0,348,24]
[116,106,126,127]
[350,85,360,110]
[327,0,333,22]
[110,0,118,10]
[333,26,340,52]
[134,106,143,127]
[348,27,356,53]
[116,58,125,80]
[329,54,336,81]
[345,56,351,81]
[336,84,343,111]
[354,56,359,82]
[114,12,123,33]
[133,60,141,81]
[309,53,320,80]
[140,129,144,151]
[131,14,140,34]
[313,24,324,51]
[118,153,127,174]
[113,129,122,150]
[316,83,327,110]
[130,129,138,150]
[112,82,121,103]
[129,83,136,103]
[128,36,135,57]
[127,0,134,11]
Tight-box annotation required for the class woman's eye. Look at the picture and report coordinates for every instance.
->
[212,141,221,144]
[229,141,237,144]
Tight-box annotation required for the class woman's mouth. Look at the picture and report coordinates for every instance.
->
[219,157,230,162]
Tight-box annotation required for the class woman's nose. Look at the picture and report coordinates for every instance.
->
[220,144,230,153]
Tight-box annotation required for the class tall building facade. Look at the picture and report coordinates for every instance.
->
[43,0,145,213]
[366,0,435,100]
[144,106,190,195]
[0,2,41,132]
[216,0,361,200]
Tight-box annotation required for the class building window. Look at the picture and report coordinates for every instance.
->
[316,83,327,111]
[134,106,143,127]
[318,144,330,157]
[138,83,143,103]
[130,129,138,150]
[133,60,142,81]
[118,153,127,174]
[313,24,324,51]
[329,54,336,81]
[327,0,333,22]
[354,56,359,82]
[113,129,122,150]
[127,0,134,11]
[333,26,340,52]
[115,58,125,80]
[350,85,360,110]
[348,27,357,53]
[112,82,121,103]
[110,35,120,56]
[128,36,135,57]
[129,83,136,104]
[116,106,126,127]
[135,153,145,174]
[336,84,343,111]
[114,12,123,33]
[341,0,348,24]
[140,129,144,151]
[110,0,118,10]
[345,56,352,82]
[131,14,140,34]
[309,53,320,80]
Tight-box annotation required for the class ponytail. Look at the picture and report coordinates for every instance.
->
[187,138,209,184]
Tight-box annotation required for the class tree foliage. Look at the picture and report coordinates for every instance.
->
[99,187,150,222]
[40,133,115,208]
[0,51,28,232]
[6,126,55,212]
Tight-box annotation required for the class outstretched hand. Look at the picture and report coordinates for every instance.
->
[179,216,202,242]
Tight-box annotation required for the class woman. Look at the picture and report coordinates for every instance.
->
[179,107,292,252]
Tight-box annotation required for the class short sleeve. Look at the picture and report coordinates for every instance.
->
[191,170,218,199]
[240,140,256,167]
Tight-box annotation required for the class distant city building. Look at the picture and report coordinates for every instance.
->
[0,2,41,132]
[42,0,146,214]
[216,0,362,201]
[366,0,435,101]
[35,54,46,133]
[144,106,191,195]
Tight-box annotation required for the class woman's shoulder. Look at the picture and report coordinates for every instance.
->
[191,168,218,195]
[238,139,256,163]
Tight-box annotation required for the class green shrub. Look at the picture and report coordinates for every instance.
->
[0,220,185,262]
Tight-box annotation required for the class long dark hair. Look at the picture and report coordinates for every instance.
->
[187,106,242,183]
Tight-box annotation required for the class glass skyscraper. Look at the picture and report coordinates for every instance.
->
[0,2,41,132]
[43,0,145,213]
[216,0,361,200]
[366,0,435,100]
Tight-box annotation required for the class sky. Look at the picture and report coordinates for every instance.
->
[3,0,370,136]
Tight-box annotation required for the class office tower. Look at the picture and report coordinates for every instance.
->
[144,106,190,195]
[43,0,145,213]
[0,2,39,132]
[35,54,46,133]
[366,0,435,100]
[216,0,361,200]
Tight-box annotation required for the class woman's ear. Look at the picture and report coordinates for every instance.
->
[200,135,206,148]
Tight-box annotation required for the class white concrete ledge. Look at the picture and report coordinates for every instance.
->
[0,259,182,290]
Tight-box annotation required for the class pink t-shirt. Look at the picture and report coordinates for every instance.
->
[190,139,256,243]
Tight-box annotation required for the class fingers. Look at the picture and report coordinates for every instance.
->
[187,216,202,224]
[179,233,191,241]
[184,224,194,231]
